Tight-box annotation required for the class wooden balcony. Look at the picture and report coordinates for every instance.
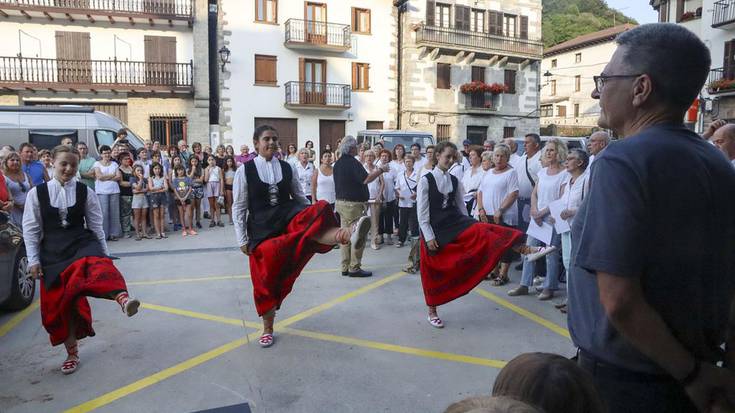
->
[0,56,193,94]
[415,23,543,61]
[284,19,351,52]
[284,81,350,110]
[713,0,735,29]
[0,0,193,27]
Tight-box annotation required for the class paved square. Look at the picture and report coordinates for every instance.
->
[0,227,574,413]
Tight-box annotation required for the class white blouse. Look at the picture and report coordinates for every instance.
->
[478,168,520,225]
[417,167,467,242]
[22,178,109,267]
[231,156,309,247]
[395,169,418,208]
[462,166,485,203]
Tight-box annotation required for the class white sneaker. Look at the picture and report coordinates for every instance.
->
[371,241,380,250]
[526,246,557,262]
[427,316,444,328]
[123,298,141,317]
[350,216,371,250]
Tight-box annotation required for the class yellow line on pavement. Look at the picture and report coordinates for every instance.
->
[0,300,40,339]
[139,302,507,368]
[126,264,401,286]
[65,272,405,413]
[474,287,570,339]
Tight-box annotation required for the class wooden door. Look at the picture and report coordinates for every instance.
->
[55,31,91,84]
[299,58,326,105]
[305,2,327,44]
[254,117,298,153]
[471,66,485,108]
[144,36,177,85]
[725,40,735,80]
[319,120,345,153]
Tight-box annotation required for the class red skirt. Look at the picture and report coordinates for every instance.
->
[249,200,337,316]
[420,223,523,307]
[40,257,128,346]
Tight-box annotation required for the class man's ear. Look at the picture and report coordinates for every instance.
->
[631,74,654,108]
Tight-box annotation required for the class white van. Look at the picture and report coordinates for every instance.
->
[0,106,144,158]
[357,130,435,153]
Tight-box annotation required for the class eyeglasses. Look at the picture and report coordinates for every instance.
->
[593,74,643,93]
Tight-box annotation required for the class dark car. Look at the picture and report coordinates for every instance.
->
[0,225,34,310]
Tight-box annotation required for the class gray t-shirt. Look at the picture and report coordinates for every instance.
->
[568,123,735,374]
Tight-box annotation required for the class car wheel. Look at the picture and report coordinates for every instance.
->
[1,246,35,310]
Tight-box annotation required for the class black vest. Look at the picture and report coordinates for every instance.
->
[37,182,107,288]
[423,173,476,247]
[244,160,306,250]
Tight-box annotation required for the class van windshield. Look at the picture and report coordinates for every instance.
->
[379,135,434,151]
[94,129,144,152]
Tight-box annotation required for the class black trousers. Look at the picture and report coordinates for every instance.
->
[398,206,418,243]
[577,350,697,413]
[379,200,397,235]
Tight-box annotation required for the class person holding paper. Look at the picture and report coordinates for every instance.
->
[555,149,590,313]
[508,139,567,301]
[476,144,520,286]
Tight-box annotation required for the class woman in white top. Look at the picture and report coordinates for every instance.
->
[389,144,407,232]
[93,145,122,241]
[285,144,298,166]
[377,149,398,245]
[476,144,520,285]
[311,151,336,207]
[395,154,418,252]
[509,138,568,301]
[556,148,590,313]
[295,148,314,203]
[363,149,384,250]
[461,146,485,214]
[204,155,224,227]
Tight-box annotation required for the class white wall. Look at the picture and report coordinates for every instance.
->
[221,0,394,150]
[0,22,193,62]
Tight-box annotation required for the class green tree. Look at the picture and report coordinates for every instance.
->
[542,0,637,48]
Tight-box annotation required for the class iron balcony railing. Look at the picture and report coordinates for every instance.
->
[712,0,735,27]
[284,19,351,49]
[0,56,193,89]
[416,23,543,59]
[284,81,351,108]
[706,67,735,94]
[464,92,498,111]
[0,0,193,18]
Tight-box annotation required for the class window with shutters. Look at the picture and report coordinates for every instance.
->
[574,103,580,118]
[575,53,582,63]
[352,62,370,91]
[437,124,451,142]
[150,115,187,147]
[454,5,470,31]
[437,63,451,89]
[488,10,503,36]
[519,15,528,39]
[352,7,371,34]
[659,1,669,22]
[55,31,91,84]
[503,14,517,37]
[540,105,553,117]
[504,70,516,94]
[676,0,685,22]
[255,0,277,23]
[471,66,485,82]
[366,120,384,130]
[575,75,581,92]
[503,127,516,139]
[557,105,567,117]
[724,40,735,80]
[550,80,557,96]
[551,59,557,68]
[254,55,277,86]
[435,3,451,28]
[470,9,485,32]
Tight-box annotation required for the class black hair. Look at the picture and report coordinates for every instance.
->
[99,145,112,153]
[253,125,278,142]
[525,133,541,145]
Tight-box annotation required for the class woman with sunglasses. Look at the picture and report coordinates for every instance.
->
[23,145,140,375]
[3,151,33,229]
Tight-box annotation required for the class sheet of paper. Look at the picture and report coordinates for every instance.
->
[548,199,571,234]
[527,218,554,245]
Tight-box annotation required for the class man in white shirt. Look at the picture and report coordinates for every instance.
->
[460,140,472,171]
[411,143,426,172]
[587,131,610,166]
[514,133,542,233]
[712,123,735,168]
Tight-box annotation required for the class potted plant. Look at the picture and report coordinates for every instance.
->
[679,11,696,22]
[708,78,735,93]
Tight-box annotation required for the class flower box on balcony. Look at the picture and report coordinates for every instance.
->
[678,11,699,22]
[708,78,735,93]
[459,81,508,95]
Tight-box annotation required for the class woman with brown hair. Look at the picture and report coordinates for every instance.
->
[492,352,605,413]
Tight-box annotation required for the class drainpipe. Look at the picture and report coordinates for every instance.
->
[208,0,220,126]
[395,1,408,129]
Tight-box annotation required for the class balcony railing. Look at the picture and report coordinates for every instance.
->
[284,19,351,51]
[712,0,735,28]
[464,93,498,111]
[707,67,735,94]
[0,56,193,92]
[416,23,543,59]
[0,0,193,19]
[284,81,350,109]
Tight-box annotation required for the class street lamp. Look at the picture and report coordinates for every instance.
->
[218,45,231,72]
